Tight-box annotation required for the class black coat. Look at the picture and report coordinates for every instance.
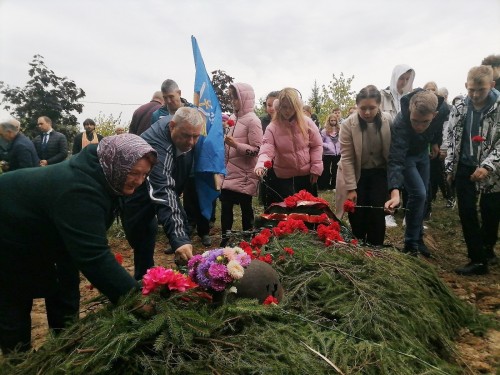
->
[33,130,68,164]
[387,89,450,190]
[72,131,104,154]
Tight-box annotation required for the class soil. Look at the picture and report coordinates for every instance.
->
[25,196,500,374]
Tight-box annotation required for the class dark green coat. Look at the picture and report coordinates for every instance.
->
[0,144,138,303]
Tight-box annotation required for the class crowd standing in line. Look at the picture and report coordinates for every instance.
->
[0,55,499,355]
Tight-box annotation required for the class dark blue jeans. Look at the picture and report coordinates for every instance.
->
[403,150,429,248]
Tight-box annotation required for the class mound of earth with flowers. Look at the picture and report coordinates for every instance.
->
[1,207,490,375]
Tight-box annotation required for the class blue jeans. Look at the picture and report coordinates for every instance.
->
[403,150,429,248]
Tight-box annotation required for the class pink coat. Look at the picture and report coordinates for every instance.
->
[221,83,263,196]
[256,117,323,179]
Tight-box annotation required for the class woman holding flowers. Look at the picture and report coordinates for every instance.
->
[255,88,323,205]
[220,83,263,247]
[335,85,392,246]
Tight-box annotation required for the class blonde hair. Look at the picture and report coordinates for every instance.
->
[467,65,493,85]
[409,90,438,115]
[323,113,339,133]
[273,87,308,139]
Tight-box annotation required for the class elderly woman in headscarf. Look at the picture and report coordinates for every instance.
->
[0,134,157,354]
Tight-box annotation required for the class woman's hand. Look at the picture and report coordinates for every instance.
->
[346,190,357,203]
[255,167,266,177]
[224,135,237,148]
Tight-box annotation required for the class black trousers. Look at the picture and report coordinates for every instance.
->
[454,163,499,263]
[318,155,340,190]
[0,257,80,354]
[264,170,317,206]
[347,168,387,246]
[430,157,451,201]
[220,189,254,239]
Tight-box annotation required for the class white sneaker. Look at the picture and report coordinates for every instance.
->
[385,215,398,228]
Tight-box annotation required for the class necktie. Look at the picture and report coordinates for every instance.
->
[42,133,49,151]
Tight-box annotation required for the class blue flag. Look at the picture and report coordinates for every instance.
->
[191,35,226,220]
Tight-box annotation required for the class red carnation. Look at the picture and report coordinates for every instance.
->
[471,135,485,142]
[115,253,123,265]
[283,247,294,255]
[264,160,273,169]
[226,119,235,127]
[343,200,356,213]
[263,295,279,305]
[284,196,298,208]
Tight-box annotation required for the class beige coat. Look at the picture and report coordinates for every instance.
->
[335,113,392,218]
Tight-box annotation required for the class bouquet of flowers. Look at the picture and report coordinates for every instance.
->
[142,267,197,296]
[188,247,252,292]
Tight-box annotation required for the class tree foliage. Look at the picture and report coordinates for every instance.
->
[93,112,128,137]
[210,69,234,114]
[0,54,86,142]
[307,80,322,116]
[311,73,356,125]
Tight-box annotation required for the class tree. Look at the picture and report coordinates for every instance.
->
[307,80,322,116]
[94,112,128,137]
[0,54,86,142]
[211,69,234,114]
[317,73,356,124]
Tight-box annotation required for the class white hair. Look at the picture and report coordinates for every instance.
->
[172,107,205,128]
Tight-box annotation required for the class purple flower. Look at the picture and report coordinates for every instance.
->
[211,279,227,292]
[208,263,228,280]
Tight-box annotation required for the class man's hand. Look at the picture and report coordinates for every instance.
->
[430,144,440,159]
[175,244,193,264]
[439,150,447,161]
[40,159,48,166]
[470,167,489,182]
[384,189,400,214]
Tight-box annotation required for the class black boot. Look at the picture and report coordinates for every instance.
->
[455,262,488,276]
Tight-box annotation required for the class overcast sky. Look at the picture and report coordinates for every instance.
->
[1,0,499,128]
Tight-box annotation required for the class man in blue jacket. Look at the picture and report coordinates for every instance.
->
[385,89,448,256]
[0,119,39,171]
[122,107,205,279]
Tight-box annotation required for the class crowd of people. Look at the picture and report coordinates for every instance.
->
[0,54,499,354]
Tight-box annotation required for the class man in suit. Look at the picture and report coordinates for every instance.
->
[33,116,68,166]
[0,118,39,171]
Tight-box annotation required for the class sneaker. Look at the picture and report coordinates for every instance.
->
[401,245,419,257]
[385,215,398,228]
[455,262,488,276]
[201,235,211,247]
[417,241,432,258]
[445,198,456,209]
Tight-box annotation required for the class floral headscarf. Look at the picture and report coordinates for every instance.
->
[97,134,157,195]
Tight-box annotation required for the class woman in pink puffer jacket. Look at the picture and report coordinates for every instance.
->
[220,83,263,246]
[255,88,323,204]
